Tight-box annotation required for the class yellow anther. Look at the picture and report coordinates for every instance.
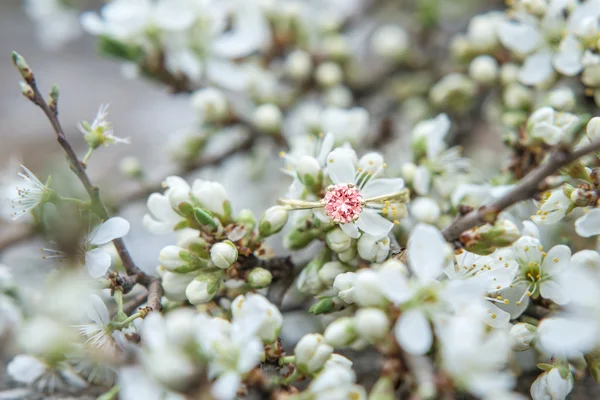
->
[504,299,509,305]
[329,158,334,163]
[496,285,501,290]
[491,313,497,319]
[394,220,399,225]
[516,301,522,306]
[526,291,532,297]
[553,257,559,263]
[279,151,286,157]
[382,163,387,168]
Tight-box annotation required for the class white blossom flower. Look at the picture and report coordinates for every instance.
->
[85,217,131,278]
[575,208,600,237]
[531,189,573,225]
[8,354,88,394]
[195,313,263,400]
[281,147,408,239]
[74,294,120,355]
[9,165,52,220]
[526,107,579,146]
[78,105,130,150]
[231,293,283,344]
[305,359,367,400]
[530,367,573,400]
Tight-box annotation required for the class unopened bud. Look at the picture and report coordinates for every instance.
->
[318,261,347,286]
[587,116,600,141]
[18,81,34,100]
[259,205,289,237]
[469,55,498,85]
[193,208,218,231]
[295,333,333,374]
[12,51,33,82]
[160,271,198,302]
[120,156,143,179]
[548,87,575,111]
[324,317,358,348]
[461,219,520,255]
[248,267,273,289]
[159,245,208,273]
[509,323,537,351]
[333,272,357,304]
[191,87,229,123]
[309,297,335,315]
[285,49,313,81]
[253,103,282,134]
[326,227,352,253]
[337,247,357,263]
[238,208,257,230]
[210,241,238,269]
[369,376,395,400]
[185,269,223,305]
[297,155,322,189]
[371,24,409,61]
[358,234,390,263]
[355,308,390,343]
[315,62,343,87]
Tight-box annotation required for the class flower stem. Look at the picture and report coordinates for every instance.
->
[282,369,301,385]
[114,290,124,315]
[112,311,143,329]
[279,355,296,366]
[82,147,94,165]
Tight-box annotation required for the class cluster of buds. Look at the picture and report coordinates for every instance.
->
[459,219,521,255]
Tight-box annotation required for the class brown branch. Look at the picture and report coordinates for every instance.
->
[442,140,600,243]
[12,52,162,311]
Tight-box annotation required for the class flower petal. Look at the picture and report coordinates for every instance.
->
[394,309,432,355]
[541,245,571,276]
[326,148,357,185]
[413,166,431,195]
[553,35,584,76]
[575,209,600,237]
[362,178,405,198]
[408,223,446,281]
[483,302,511,328]
[211,4,268,59]
[538,317,598,356]
[85,248,112,279]
[540,281,569,305]
[89,217,130,245]
[7,355,46,384]
[211,372,242,400]
[519,50,554,86]
[86,294,110,326]
[514,236,543,265]
[498,20,541,54]
[356,209,394,238]
[340,221,360,239]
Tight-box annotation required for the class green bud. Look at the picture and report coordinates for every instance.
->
[18,81,35,100]
[368,376,395,400]
[259,205,289,237]
[48,84,59,110]
[12,51,33,82]
[185,269,224,305]
[98,35,143,62]
[237,208,256,230]
[462,219,520,255]
[248,267,273,289]
[309,297,335,315]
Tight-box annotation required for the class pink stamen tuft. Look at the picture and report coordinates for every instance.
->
[324,183,363,224]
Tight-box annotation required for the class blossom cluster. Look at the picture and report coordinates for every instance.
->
[7,0,600,399]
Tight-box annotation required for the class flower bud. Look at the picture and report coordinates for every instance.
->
[191,87,229,123]
[318,261,347,286]
[232,293,282,343]
[410,197,441,224]
[326,228,352,253]
[548,87,575,111]
[323,35,350,60]
[210,241,238,269]
[333,272,357,304]
[324,317,358,348]
[378,259,409,276]
[357,234,390,263]
[168,186,192,214]
[295,333,334,374]
[468,55,498,85]
[159,245,208,273]
[285,49,313,81]
[587,116,600,141]
[371,24,409,61]
[162,271,197,302]
[353,270,387,307]
[193,208,219,231]
[509,323,537,351]
[429,73,476,113]
[297,156,322,189]
[369,376,395,400]
[297,250,329,294]
[185,269,223,305]
[401,162,417,182]
[238,208,257,230]
[503,83,533,110]
[191,179,230,218]
[315,62,343,87]
[324,85,353,108]
[309,297,335,315]
[461,219,520,255]
[355,308,390,344]
[259,206,289,237]
[531,367,573,400]
[253,103,282,134]
[337,247,357,263]
[119,156,143,179]
[500,63,520,85]
[248,267,273,289]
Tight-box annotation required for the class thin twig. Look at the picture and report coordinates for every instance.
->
[442,140,600,243]
[12,52,162,311]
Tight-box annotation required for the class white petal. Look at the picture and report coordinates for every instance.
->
[519,51,554,85]
[211,5,268,59]
[575,209,600,237]
[86,294,110,326]
[538,317,598,356]
[497,282,530,318]
[362,178,405,198]
[540,281,569,305]
[206,60,248,92]
[356,209,394,238]
[211,372,241,400]
[514,236,543,265]
[89,217,130,245]
[553,35,583,76]
[408,223,445,281]
[317,133,335,165]
[498,20,541,54]
[313,208,332,224]
[394,310,432,355]
[340,221,360,239]
[7,355,46,384]
[80,12,104,35]
[326,148,357,184]
[483,302,511,328]
[147,193,179,221]
[426,114,451,160]
[522,220,540,239]
[143,214,174,235]
[541,245,571,276]
[413,166,431,195]
[379,268,412,305]
[85,248,112,279]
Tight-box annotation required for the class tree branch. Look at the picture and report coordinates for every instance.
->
[442,140,600,243]
[12,52,162,311]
